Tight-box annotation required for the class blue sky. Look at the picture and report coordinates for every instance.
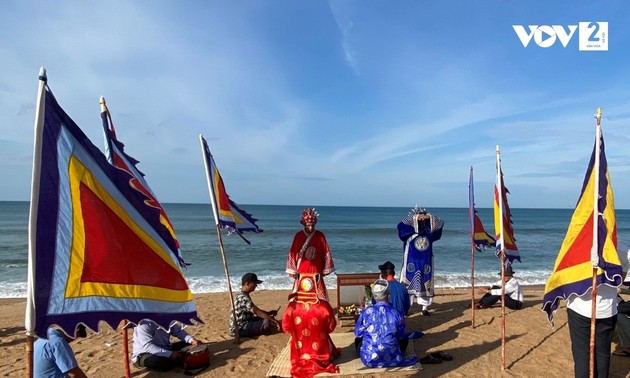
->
[2,1,630,209]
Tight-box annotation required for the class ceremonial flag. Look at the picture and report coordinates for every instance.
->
[494,147,520,263]
[26,69,200,339]
[99,97,185,266]
[469,167,496,251]
[542,110,622,325]
[199,134,262,244]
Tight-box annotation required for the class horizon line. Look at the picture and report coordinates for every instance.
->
[1,200,628,211]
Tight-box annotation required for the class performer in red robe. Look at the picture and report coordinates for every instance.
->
[286,208,335,300]
[282,273,339,378]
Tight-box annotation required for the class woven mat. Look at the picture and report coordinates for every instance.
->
[266,332,422,377]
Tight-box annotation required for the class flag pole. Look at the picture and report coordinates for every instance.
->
[120,320,131,378]
[99,96,121,165]
[214,224,240,345]
[588,107,603,378]
[99,96,114,164]
[99,97,132,378]
[471,246,476,329]
[468,167,476,329]
[199,135,240,344]
[25,67,48,378]
[496,145,506,371]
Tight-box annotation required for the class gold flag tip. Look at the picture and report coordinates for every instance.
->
[99,96,107,112]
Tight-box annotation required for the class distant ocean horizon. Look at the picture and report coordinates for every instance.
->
[2,201,630,298]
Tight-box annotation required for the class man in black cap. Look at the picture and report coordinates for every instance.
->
[230,272,281,337]
[475,265,523,310]
[378,261,411,316]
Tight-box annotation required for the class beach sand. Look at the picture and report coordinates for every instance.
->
[1,287,629,378]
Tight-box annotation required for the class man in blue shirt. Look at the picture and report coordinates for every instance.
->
[34,325,88,378]
[377,261,411,316]
[354,279,417,368]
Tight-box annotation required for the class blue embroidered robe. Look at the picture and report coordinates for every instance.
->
[397,214,444,297]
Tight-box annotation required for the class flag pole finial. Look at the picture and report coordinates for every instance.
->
[99,96,107,113]
[38,67,47,82]
[595,107,602,126]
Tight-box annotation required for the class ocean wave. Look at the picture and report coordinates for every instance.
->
[186,271,551,294]
[0,270,552,298]
[0,282,28,298]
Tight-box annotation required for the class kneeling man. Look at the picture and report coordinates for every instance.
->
[282,272,339,378]
[354,279,417,368]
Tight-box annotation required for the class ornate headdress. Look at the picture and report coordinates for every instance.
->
[295,272,323,304]
[300,208,319,225]
[372,279,390,301]
[408,205,427,216]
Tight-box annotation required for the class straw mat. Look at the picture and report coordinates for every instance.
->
[266,332,421,377]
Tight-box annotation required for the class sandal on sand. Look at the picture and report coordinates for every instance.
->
[612,350,630,357]
[430,351,453,361]
[419,354,442,364]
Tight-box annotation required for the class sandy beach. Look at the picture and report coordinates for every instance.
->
[1,287,629,378]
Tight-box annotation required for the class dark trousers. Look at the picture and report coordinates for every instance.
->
[239,317,270,337]
[478,286,523,310]
[567,308,617,378]
[135,341,188,372]
[354,337,408,355]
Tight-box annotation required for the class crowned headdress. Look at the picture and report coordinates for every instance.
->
[408,205,427,216]
[300,208,319,225]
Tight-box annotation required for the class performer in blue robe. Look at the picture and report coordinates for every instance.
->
[354,279,416,368]
[397,206,444,316]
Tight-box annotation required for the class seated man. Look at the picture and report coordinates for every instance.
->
[354,279,417,368]
[132,319,199,372]
[376,260,411,316]
[282,272,339,378]
[230,272,280,337]
[614,297,630,356]
[613,249,630,357]
[475,265,523,310]
[34,324,88,378]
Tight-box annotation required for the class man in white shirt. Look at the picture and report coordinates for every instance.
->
[475,265,523,310]
[132,320,199,372]
[566,243,629,378]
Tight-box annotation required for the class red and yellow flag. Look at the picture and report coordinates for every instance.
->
[199,135,262,244]
[494,148,519,263]
[26,70,200,338]
[469,166,495,251]
[542,111,623,325]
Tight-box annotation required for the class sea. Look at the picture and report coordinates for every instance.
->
[2,201,630,298]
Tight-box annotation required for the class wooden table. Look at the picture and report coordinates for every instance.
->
[335,272,380,326]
